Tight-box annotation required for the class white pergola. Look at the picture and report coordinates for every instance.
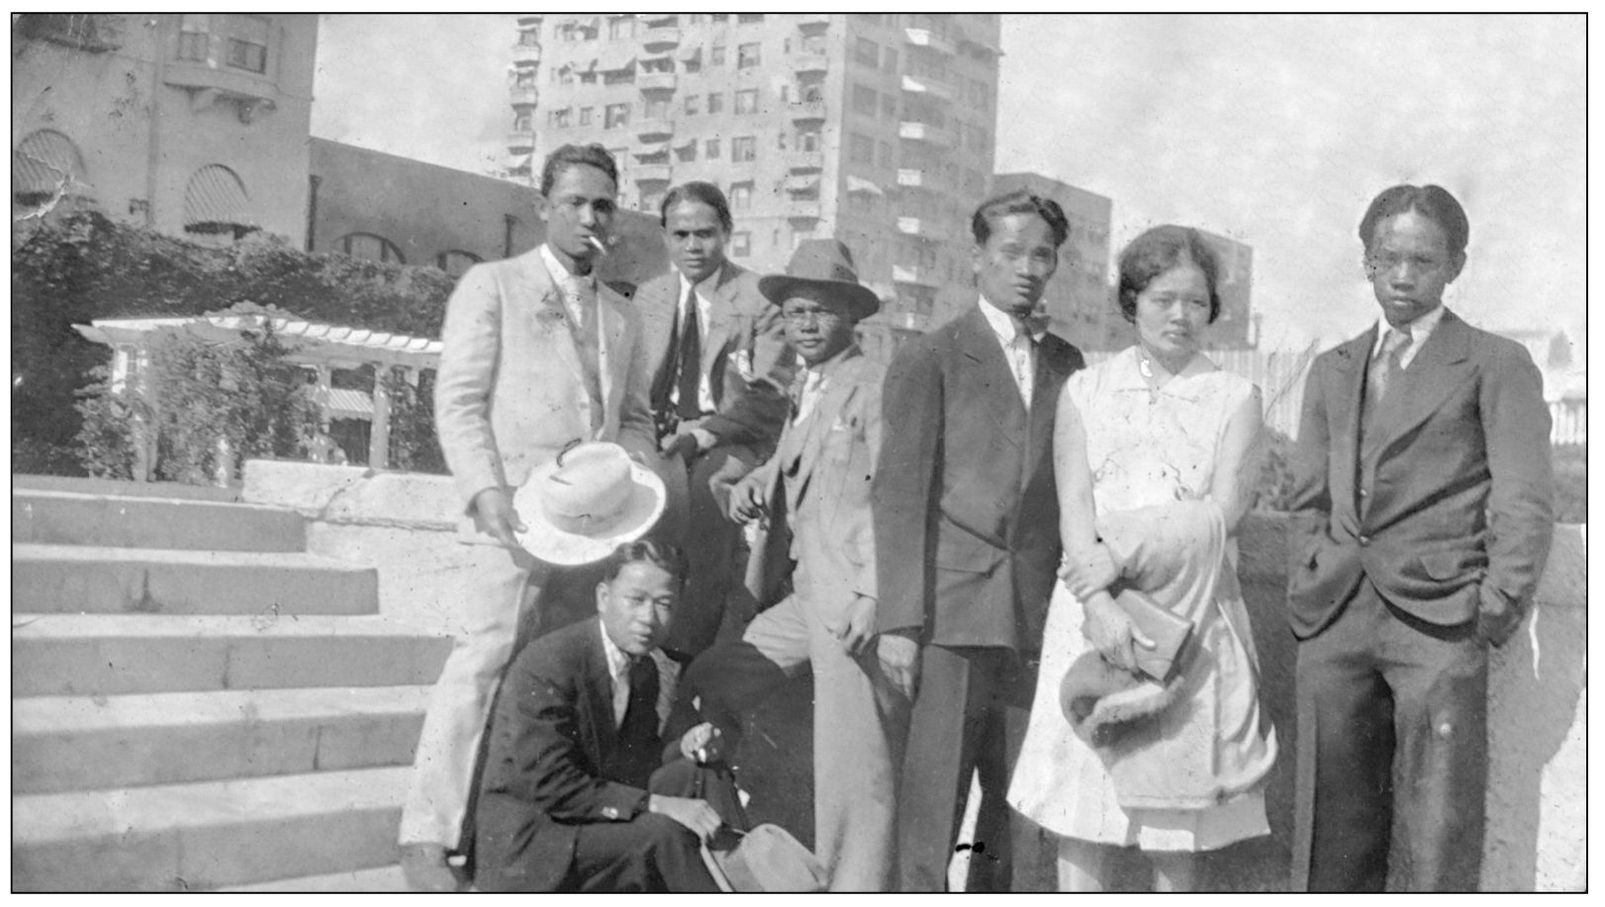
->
[74,309,442,475]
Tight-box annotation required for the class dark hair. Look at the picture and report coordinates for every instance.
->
[1357,184,1469,257]
[1116,225,1223,324]
[970,189,1070,248]
[540,143,618,197]
[600,539,687,587]
[659,181,734,233]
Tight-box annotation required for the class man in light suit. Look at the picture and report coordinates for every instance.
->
[678,240,906,891]
[1287,184,1554,891]
[634,182,795,658]
[873,191,1085,891]
[400,144,660,890]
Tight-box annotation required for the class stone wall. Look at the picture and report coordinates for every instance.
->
[242,460,1586,891]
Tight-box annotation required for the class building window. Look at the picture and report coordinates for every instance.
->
[881,94,898,121]
[437,250,482,277]
[684,94,699,115]
[514,111,533,131]
[730,181,753,211]
[605,103,630,128]
[848,133,874,164]
[854,37,878,67]
[735,88,758,115]
[183,164,257,241]
[710,43,726,66]
[731,231,751,257]
[798,130,820,152]
[578,106,593,126]
[852,84,878,116]
[677,141,697,163]
[706,138,720,159]
[13,129,90,209]
[687,14,704,25]
[550,108,571,128]
[514,66,537,88]
[342,233,404,264]
[578,69,597,84]
[731,136,756,162]
[517,28,539,47]
[710,14,728,23]
[737,14,764,25]
[177,13,209,61]
[644,96,670,119]
[883,47,899,73]
[802,33,826,55]
[223,14,269,74]
[800,81,823,103]
[608,16,633,40]
[879,141,893,169]
[737,42,760,68]
[707,92,723,114]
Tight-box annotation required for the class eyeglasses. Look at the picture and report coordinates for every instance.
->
[781,308,842,325]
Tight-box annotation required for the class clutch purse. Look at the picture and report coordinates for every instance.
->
[1110,583,1195,684]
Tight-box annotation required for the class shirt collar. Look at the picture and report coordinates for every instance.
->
[539,243,596,292]
[1373,304,1446,358]
[677,265,722,302]
[803,343,858,381]
[977,297,1044,345]
[1108,345,1216,398]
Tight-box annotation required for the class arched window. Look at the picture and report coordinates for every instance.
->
[183,164,257,240]
[435,250,482,277]
[13,129,91,209]
[340,232,405,264]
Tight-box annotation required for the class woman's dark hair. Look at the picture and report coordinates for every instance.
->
[600,538,687,587]
[1116,225,1223,324]
[970,189,1070,248]
[659,181,734,234]
[1357,184,1469,257]
[540,143,618,197]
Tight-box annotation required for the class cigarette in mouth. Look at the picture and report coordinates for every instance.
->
[586,236,608,255]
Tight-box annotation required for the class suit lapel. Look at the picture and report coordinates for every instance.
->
[523,251,591,425]
[793,362,862,503]
[581,620,618,762]
[1366,311,1476,460]
[1327,330,1371,530]
[597,287,630,424]
[1025,337,1070,483]
[958,307,1028,447]
[702,264,745,398]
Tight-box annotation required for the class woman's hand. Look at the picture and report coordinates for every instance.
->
[1059,543,1119,599]
[1081,594,1152,673]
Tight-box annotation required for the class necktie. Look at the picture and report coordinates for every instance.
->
[1368,327,1411,405]
[676,285,702,421]
[1010,320,1036,408]
[618,655,660,738]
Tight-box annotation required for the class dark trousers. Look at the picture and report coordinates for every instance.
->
[897,645,1025,892]
[661,447,747,658]
[1292,578,1489,892]
[562,762,723,893]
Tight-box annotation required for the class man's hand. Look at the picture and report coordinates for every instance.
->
[1476,583,1524,647]
[471,487,525,549]
[659,427,715,462]
[826,594,877,657]
[877,633,921,700]
[678,722,726,764]
[1059,544,1120,600]
[1081,594,1155,674]
[647,794,723,842]
[726,474,767,524]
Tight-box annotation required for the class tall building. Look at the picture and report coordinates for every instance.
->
[505,13,1003,357]
[12,14,318,248]
[1193,228,1254,350]
[992,172,1113,347]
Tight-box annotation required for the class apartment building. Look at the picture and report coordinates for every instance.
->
[506,13,1003,355]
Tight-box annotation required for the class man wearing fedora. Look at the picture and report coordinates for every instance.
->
[634,182,795,659]
[678,240,906,891]
[874,190,1084,891]
[401,144,661,890]
[474,536,727,892]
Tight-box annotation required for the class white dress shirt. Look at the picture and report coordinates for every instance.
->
[978,298,1045,408]
[599,622,678,731]
[671,271,719,415]
[1371,303,1447,371]
[539,243,597,331]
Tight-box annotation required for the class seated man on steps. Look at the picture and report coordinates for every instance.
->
[472,539,730,892]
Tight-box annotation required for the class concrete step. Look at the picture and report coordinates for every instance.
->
[12,765,409,892]
[12,544,376,616]
[11,614,451,697]
[13,489,305,551]
[13,685,432,795]
[221,864,410,892]
[13,473,241,502]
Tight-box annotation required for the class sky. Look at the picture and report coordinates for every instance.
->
[311,13,1586,353]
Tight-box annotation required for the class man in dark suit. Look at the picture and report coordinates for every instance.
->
[474,540,726,892]
[873,190,1085,891]
[1286,184,1554,891]
[633,182,796,658]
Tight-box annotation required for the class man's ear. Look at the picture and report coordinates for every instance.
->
[536,193,552,226]
[595,580,608,612]
[1444,251,1467,284]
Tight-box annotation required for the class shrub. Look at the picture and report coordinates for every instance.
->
[1251,428,1297,512]
[382,367,447,475]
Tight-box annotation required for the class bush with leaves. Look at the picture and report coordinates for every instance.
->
[382,367,446,475]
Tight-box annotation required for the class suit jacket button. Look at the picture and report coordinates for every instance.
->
[1358,535,1371,546]
[1358,488,1369,497]
[602,806,620,820]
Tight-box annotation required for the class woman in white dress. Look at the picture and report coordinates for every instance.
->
[1007,225,1278,891]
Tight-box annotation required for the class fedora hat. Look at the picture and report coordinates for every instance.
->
[700,825,828,893]
[757,239,881,322]
[513,442,665,566]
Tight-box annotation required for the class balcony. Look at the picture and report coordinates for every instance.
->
[897,168,926,187]
[901,73,954,102]
[796,13,832,30]
[636,70,677,93]
[506,131,535,152]
[511,42,542,65]
[786,199,823,220]
[785,149,825,172]
[634,116,674,140]
[892,264,938,287]
[508,85,539,106]
[163,62,280,124]
[899,120,954,146]
[788,52,829,75]
[634,163,672,184]
[903,27,956,55]
[897,216,928,237]
[640,26,681,51]
[789,99,827,122]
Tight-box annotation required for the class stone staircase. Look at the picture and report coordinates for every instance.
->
[12,484,450,892]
